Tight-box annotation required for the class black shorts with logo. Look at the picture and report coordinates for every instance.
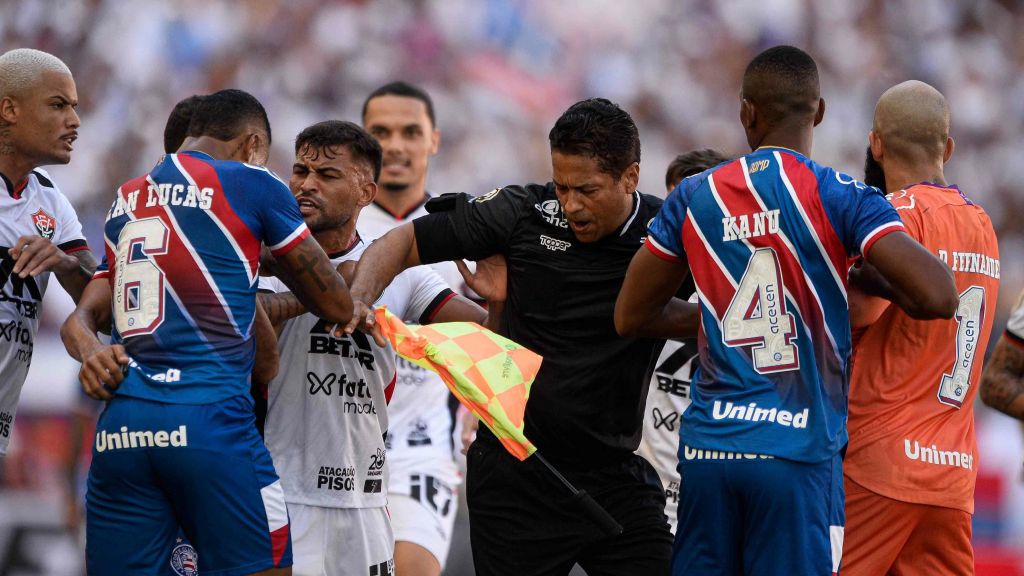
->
[466,430,672,576]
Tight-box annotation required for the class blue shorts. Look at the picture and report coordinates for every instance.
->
[673,447,844,576]
[87,395,291,576]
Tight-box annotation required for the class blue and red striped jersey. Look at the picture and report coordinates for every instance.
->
[646,146,904,462]
[95,151,309,404]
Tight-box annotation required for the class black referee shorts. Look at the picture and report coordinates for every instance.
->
[466,434,672,576]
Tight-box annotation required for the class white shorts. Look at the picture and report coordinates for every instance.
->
[289,503,394,576]
[388,476,458,570]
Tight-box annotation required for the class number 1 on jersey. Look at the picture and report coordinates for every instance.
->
[938,285,985,408]
[722,248,799,374]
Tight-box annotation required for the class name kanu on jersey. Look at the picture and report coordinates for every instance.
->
[108,184,215,218]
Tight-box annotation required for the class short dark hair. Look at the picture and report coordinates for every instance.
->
[548,98,640,178]
[742,45,820,127]
[362,81,436,127]
[295,120,383,182]
[665,149,731,189]
[164,94,204,153]
[187,89,272,144]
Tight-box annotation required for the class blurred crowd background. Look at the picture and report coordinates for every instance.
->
[2,0,1023,573]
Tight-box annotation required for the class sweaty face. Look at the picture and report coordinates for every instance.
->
[551,151,636,243]
[290,144,369,235]
[363,95,437,194]
[9,71,80,165]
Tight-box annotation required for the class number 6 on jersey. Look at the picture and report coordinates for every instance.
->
[722,247,799,374]
[114,218,169,337]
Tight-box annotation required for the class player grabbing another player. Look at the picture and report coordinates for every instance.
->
[842,81,1000,576]
[257,120,500,576]
[615,46,958,576]
[61,89,353,576]
[637,148,729,535]
[0,48,95,455]
[359,81,468,576]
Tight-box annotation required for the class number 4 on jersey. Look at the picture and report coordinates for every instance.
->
[722,248,799,374]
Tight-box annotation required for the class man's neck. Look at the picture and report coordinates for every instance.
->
[376,183,428,219]
[0,154,38,189]
[313,221,359,257]
[883,159,946,193]
[755,125,814,157]
[179,136,240,163]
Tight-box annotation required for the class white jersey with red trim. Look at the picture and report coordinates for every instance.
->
[358,200,465,492]
[0,169,87,454]
[1007,290,1024,343]
[260,239,452,508]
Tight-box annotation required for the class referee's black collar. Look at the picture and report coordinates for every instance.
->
[613,191,642,237]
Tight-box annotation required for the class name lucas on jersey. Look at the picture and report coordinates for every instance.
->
[108,184,215,218]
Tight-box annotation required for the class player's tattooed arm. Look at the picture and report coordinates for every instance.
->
[980,336,1024,420]
[257,291,307,326]
[61,279,127,401]
[276,236,353,325]
[58,249,98,304]
[346,223,423,343]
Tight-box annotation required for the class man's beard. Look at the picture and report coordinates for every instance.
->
[382,181,411,193]
[863,146,886,193]
[306,212,351,235]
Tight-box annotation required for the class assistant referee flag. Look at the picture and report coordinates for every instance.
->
[374,308,542,460]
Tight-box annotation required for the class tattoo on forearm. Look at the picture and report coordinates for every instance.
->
[258,292,306,324]
[292,243,331,292]
[981,343,1024,420]
[74,250,99,276]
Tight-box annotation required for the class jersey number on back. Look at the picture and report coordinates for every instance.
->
[938,285,985,408]
[113,218,168,337]
[722,248,799,374]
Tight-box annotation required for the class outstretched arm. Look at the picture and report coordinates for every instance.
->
[615,247,700,339]
[345,223,422,338]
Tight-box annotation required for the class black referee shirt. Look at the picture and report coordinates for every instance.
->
[414,183,665,468]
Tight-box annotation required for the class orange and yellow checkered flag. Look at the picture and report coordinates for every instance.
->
[375,308,542,460]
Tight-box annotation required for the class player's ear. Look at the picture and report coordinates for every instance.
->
[943,136,955,164]
[813,97,825,127]
[429,127,440,156]
[869,130,883,162]
[0,96,17,125]
[245,132,268,166]
[620,162,640,193]
[359,179,377,208]
[740,97,755,131]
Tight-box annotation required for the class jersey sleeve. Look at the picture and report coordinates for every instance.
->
[400,265,456,324]
[819,169,905,257]
[246,167,310,256]
[50,183,89,253]
[93,253,111,280]
[413,186,528,263]
[645,182,688,262]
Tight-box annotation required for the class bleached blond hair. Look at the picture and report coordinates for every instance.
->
[0,48,72,99]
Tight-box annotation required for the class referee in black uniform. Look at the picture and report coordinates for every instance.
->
[350,98,693,575]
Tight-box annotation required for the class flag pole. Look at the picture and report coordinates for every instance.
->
[533,452,623,536]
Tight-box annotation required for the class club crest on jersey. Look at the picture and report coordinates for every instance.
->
[170,542,199,576]
[31,208,56,240]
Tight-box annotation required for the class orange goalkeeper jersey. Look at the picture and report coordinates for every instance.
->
[844,182,999,514]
